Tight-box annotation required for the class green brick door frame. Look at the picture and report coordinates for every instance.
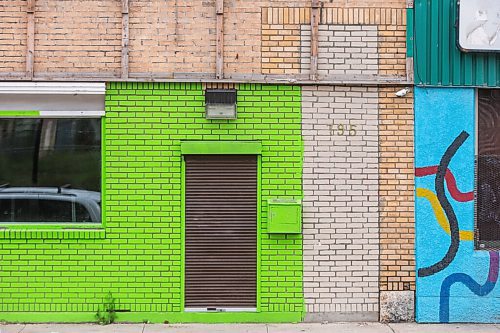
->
[180,141,263,313]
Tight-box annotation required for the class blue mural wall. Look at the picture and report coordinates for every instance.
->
[415,87,500,323]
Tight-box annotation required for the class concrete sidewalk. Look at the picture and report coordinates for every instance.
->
[1,323,499,333]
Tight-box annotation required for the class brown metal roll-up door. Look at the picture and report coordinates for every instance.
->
[184,154,257,308]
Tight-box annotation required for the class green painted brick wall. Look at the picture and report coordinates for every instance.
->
[0,82,303,322]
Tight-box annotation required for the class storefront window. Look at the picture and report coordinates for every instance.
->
[0,118,101,223]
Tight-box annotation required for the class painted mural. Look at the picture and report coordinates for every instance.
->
[415,87,500,323]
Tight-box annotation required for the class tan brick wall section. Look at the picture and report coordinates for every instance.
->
[379,87,415,292]
[129,0,217,74]
[0,0,409,79]
[262,7,407,78]
[0,0,27,73]
[262,24,305,75]
[129,0,177,74]
[34,0,122,75]
[224,1,267,75]
[378,23,407,76]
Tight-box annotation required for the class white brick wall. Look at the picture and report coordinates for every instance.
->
[301,24,379,77]
[302,86,380,319]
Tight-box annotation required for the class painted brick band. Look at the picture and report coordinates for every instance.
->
[0,82,303,322]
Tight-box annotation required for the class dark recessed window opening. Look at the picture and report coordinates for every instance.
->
[476,89,500,250]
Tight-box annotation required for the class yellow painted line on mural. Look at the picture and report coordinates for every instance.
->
[416,188,474,241]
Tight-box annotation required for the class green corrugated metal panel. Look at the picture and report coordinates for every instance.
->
[407,8,414,57]
[414,0,500,87]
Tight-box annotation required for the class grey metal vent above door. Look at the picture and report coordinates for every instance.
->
[184,154,257,309]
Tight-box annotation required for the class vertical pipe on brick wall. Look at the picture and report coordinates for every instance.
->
[310,0,320,81]
[216,0,224,79]
[121,0,130,80]
[26,0,35,79]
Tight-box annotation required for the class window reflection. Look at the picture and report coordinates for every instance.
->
[0,118,101,223]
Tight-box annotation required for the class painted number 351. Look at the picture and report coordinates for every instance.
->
[330,123,357,136]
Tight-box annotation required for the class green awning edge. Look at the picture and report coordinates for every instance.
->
[0,111,40,117]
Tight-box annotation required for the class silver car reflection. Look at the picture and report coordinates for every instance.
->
[0,187,101,223]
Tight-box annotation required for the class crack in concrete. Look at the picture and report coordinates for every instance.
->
[17,324,26,333]
[141,323,146,333]
[385,323,397,333]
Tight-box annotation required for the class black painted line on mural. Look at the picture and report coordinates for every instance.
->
[418,131,470,278]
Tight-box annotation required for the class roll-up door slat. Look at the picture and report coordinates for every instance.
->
[184,154,257,308]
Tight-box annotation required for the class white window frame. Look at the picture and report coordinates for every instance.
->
[0,82,105,226]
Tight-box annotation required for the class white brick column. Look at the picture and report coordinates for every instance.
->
[302,85,380,322]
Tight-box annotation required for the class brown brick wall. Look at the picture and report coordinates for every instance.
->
[34,0,122,75]
[0,0,27,73]
[379,87,415,292]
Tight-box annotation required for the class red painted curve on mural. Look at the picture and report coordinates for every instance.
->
[415,166,474,202]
